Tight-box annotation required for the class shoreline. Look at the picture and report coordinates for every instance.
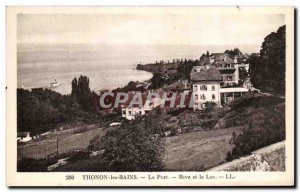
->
[18,67,153,95]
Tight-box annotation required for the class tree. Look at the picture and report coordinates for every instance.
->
[177,59,195,80]
[17,75,100,135]
[224,48,243,59]
[71,75,91,96]
[71,77,78,96]
[239,67,249,83]
[151,73,164,89]
[249,25,286,95]
[204,101,217,112]
[88,118,164,171]
[17,88,63,135]
[71,75,96,112]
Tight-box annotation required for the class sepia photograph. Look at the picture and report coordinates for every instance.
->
[6,6,294,186]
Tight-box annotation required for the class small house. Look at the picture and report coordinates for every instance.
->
[121,92,147,120]
[17,132,32,143]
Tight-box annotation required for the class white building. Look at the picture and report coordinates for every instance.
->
[121,92,164,120]
[121,92,146,120]
[190,66,222,110]
[122,106,145,120]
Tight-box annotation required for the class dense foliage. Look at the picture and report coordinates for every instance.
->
[88,118,164,171]
[238,67,249,83]
[71,75,99,113]
[249,25,286,95]
[17,158,49,172]
[17,75,98,135]
[224,48,243,59]
[151,73,165,89]
[226,97,285,162]
[177,59,196,80]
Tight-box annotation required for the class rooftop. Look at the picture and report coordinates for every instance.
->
[190,66,222,81]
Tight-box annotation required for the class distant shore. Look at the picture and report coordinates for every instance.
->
[18,68,153,95]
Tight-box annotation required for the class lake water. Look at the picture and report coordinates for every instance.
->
[17,43,258,95]
[17,44,155,95]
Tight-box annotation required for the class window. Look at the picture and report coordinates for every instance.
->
[200,94,206,100]
[195,94,198,100]
[122,110,126,115]
[139,111,142,115]
[128,111,132,115]
[212,85,215,91]
[200,85,207,91]
[193,85,197,91]
[212,94,216,100]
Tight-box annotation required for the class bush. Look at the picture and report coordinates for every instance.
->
[54,157,108,172]
[88,117,164,171]
[204,102,217,112]
[67,150,90,163]
[17,158,48,172]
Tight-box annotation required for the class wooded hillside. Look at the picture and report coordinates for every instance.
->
[249,25,286,95]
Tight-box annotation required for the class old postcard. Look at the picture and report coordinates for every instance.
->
[6,7,294,187]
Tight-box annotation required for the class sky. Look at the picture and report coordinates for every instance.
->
[17,13,285,46]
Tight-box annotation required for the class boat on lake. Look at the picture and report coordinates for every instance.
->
[49,79,61,88]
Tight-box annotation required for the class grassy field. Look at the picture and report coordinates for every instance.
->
[162,126,243,171]
[18,123,244,170]
[18,126,108,159]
